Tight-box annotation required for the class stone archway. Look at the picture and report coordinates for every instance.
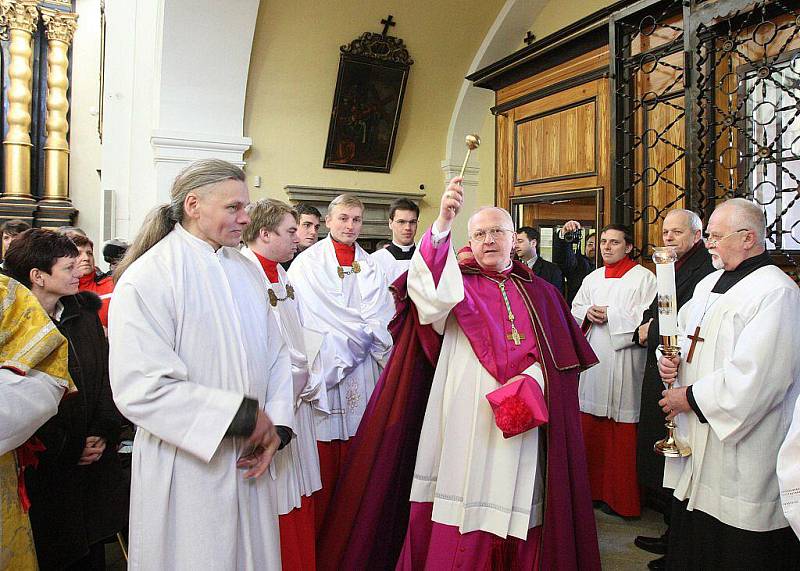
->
[441,0,544,240]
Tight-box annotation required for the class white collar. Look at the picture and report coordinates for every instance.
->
[391,241,415,252]
[52,300,65,321]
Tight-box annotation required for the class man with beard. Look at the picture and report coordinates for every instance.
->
[631,209,714,570]
[658,198,800,569]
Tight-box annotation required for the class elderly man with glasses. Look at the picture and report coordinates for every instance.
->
[658,198,800,569]
[392,177,602,570]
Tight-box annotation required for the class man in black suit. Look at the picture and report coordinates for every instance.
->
[515,226,564,294]
[631,208,715,570]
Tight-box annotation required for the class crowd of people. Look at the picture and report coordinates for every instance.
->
[2,159,799,570]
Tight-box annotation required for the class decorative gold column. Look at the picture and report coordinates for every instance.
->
[35,8,78,228]
[0,0,38,224]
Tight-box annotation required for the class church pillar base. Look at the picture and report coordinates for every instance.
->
[34,198,77,229]
[0,195,38,227]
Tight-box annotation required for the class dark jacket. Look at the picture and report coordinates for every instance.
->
[530,256,565,296]
[633,243,715,491]
[552,232,595,305]
[25,292,129,570]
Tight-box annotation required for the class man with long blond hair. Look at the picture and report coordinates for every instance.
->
[108,159,294,569]
[287,193,394,538]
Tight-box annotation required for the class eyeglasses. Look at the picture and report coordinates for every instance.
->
[702,228,749,248]
[470,227,513,243]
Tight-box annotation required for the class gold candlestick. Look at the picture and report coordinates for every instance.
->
[458,134,481,178]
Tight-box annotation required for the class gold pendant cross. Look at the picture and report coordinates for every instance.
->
[507,327,525,346]
[686,326,704,363]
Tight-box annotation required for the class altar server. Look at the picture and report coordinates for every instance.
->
[242,199,326,570]
[571,224,656,517]
[287,193,394,531]
[779,398,800,539]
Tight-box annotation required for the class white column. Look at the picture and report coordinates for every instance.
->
[440,161,480,247]
[100,0,259,241]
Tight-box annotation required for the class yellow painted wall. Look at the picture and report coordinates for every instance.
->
[533,0,617,41]
[244,0,505,231]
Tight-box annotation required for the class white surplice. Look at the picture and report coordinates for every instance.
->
[241,247,325,514]
[664,265,800,532]
[778,397,800,539]
[407,229,545,540]
[0,369,64,455]
[571,265,656,422]
[109,224,294,571]
[370,243,413,284]
[287,236,394,441]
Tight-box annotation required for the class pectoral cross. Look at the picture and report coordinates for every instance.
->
[507,327,525,346]
[686,326,704,363]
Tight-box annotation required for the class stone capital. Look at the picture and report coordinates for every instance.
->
[40,7,77,43]
[0,0,38,35]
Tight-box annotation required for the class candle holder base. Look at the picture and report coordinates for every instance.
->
[654,420,691,458]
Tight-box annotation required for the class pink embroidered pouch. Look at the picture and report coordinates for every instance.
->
[486,374,548,438]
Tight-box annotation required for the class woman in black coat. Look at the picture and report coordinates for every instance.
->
[4,229,129,570]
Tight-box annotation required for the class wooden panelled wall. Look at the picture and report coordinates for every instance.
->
[494,8,800,267]
[496,47,612,226]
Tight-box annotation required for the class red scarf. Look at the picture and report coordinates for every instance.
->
[253,251,280,283]
[332,239,355,267]
[604,256,637,279]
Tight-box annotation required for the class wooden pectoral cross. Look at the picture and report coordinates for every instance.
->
[507,327,525,346]
[686,326,705,363]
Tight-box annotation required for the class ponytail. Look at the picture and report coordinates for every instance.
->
[113,205,175,281]
[113,159,246,281]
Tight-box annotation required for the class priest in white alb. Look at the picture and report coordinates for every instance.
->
[287,193,394,533]
[779,397,800,540]
[370,197,419,284]
[571,224,656,517]
[397,177,601,570]
[109,160,294,570]
[241,198,326,571]
[658,198,800,568]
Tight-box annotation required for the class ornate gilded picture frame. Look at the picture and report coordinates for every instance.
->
[323,29,413,173]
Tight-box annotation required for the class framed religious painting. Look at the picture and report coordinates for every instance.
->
[323,21,414,173]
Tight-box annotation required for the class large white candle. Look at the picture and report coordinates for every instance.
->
[652,247,679,339]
